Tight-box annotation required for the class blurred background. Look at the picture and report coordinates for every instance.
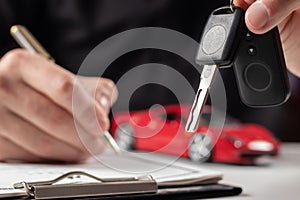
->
[0,0,299,142]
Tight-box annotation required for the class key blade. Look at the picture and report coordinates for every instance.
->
[186,87,209,132]
[186,65,217,132]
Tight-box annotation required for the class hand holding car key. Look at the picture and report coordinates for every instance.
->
[186,2,290,132]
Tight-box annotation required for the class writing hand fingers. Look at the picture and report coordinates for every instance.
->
[0,49,109,162]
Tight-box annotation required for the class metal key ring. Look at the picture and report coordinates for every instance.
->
[230,0,234,12]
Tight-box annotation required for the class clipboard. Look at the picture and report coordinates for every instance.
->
[4,170,241,199]
[11,171,157,199]
[0,151,242,199]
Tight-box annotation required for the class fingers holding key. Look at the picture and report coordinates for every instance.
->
[235,0,300,34]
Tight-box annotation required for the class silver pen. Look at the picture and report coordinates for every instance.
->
[10,25,120,154]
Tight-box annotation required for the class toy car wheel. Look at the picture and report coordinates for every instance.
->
[188,134,213,162]
[115,123,135,150]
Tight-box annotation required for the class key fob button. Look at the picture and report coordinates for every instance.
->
[247,46,257,56]
[245,32,253,41]
[244,63,272,91]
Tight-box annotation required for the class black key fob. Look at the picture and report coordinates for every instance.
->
[196,6,244,66]
[232,10,290,107]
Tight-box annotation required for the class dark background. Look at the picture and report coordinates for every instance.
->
[0,0,299,141]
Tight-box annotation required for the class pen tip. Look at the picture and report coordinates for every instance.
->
[103,131,121,155]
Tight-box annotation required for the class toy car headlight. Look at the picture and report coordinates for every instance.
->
[247,141,274,151]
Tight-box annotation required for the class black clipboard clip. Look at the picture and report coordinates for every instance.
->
[13,171,157,199]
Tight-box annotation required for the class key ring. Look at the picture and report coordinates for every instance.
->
[229,0,234,12]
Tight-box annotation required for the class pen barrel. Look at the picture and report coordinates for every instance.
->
[10,25,55,62]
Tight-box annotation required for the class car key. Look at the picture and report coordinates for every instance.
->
[186,5,290,132]
[186,6,244,132]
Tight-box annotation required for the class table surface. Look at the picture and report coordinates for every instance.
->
[199,143,300,200]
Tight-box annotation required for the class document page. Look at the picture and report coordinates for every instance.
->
[0,150,222,198]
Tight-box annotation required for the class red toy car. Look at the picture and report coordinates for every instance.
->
[111,105,280,164]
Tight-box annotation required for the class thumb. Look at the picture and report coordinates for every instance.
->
[244,0,300,34]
